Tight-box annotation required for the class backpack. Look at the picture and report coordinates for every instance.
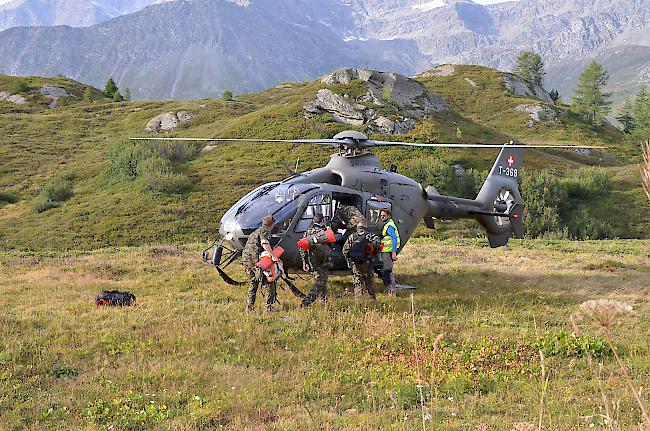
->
[96,290,136,306]
[348,234,372,263]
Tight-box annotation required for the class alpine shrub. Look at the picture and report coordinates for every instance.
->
[0,191,18,204]
[33,176,74,212]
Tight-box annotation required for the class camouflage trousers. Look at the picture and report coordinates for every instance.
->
[301,266,329,307]
[244,263,277,311]
[351,261,376,300]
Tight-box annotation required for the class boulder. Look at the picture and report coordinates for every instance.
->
[370,116,415,134]
[515,104,559,125]
[0,91,27,105]
[503,74,554,105]
[303,89,364,126]
[201,145,217,155]
[177,111,193,122]
[144,111,193,133]
[145,112,177,133]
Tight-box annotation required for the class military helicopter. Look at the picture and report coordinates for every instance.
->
[132,130,601,290]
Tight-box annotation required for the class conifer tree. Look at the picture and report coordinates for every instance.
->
[633,85,650,131]
[112,90,124,102]
[82,87,93,103]
[513,51,545,86]
[124,87,132,102]
[571,61,611,126]
[615,98,635,133]
[103,77,118,98]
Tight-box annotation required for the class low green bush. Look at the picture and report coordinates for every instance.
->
[109,141,192,194]
[10,80,29,94]
[41,178,73,202]
[0,191,18,204]
[562,167,611,199]
[33,200,61,213]
[533,330,612,358]
[521,168,614,239]
[151,140,197,164]
[109,141,158,180]
[403,158,486,198]
[32,176,74,212]
[137,157,190,193]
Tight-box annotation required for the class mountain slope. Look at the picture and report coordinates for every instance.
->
[0,0,427,100]
[1,0,649,101]
[0,65,647,251]
[0,0,169,31]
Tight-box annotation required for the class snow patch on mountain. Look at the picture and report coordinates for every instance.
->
[411,0,446,12]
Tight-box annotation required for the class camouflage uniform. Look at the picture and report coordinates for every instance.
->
[300,224,331,307]
[241,226,276,311]
[343,230,382,300]
[332,204,364,231]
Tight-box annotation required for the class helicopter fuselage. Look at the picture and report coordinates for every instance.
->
[219,152,430,271]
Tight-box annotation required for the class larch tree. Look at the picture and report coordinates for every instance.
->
[571,61,611,126]
[513,51,545,86]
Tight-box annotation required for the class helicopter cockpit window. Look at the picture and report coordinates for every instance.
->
[295,194,332,233]
[367,200,392,225]
[233,183,316,232]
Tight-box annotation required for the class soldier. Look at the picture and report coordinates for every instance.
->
[379,209,400,296]
[299,214,331,308]
[332,203,364,233]
[343,219,382,301]
[241,215,279,312]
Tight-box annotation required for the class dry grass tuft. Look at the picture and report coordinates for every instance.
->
[511,422,537,431]
[577,299,634,328]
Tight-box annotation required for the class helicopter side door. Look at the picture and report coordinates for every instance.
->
[366,199,392,236]
[284,191,335,268]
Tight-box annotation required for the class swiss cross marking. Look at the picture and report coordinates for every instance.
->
[507,155,515,167]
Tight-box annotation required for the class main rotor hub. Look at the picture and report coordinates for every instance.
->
[333,130,369,152]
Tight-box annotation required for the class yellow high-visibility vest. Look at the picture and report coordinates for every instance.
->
[381,219,400,252]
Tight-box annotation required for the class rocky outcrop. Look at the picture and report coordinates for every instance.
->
[144,111,193,133]
[322,68,447,116]
[371,116,415,134]
[0,91,27,105]
[307,68,447,134]
[39,86,72,108]
[503,74,555,105]
[416,64,455,78]
[515,104,560,127]
[303,89,365,126]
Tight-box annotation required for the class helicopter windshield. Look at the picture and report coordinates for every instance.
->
[232,183,318,232]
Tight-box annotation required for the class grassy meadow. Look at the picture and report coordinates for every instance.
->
[1,239,649,430]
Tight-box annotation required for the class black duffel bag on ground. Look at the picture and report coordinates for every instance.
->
[96,290,136,306]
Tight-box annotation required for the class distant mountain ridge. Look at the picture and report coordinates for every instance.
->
[0,0,169,31]
[0,0,648,100]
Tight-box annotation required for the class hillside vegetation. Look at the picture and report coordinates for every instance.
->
[1,239,648,430]
[0,66,648,250]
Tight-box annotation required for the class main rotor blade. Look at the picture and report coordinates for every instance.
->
[130,137,342,146]
[365,139,606,149]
